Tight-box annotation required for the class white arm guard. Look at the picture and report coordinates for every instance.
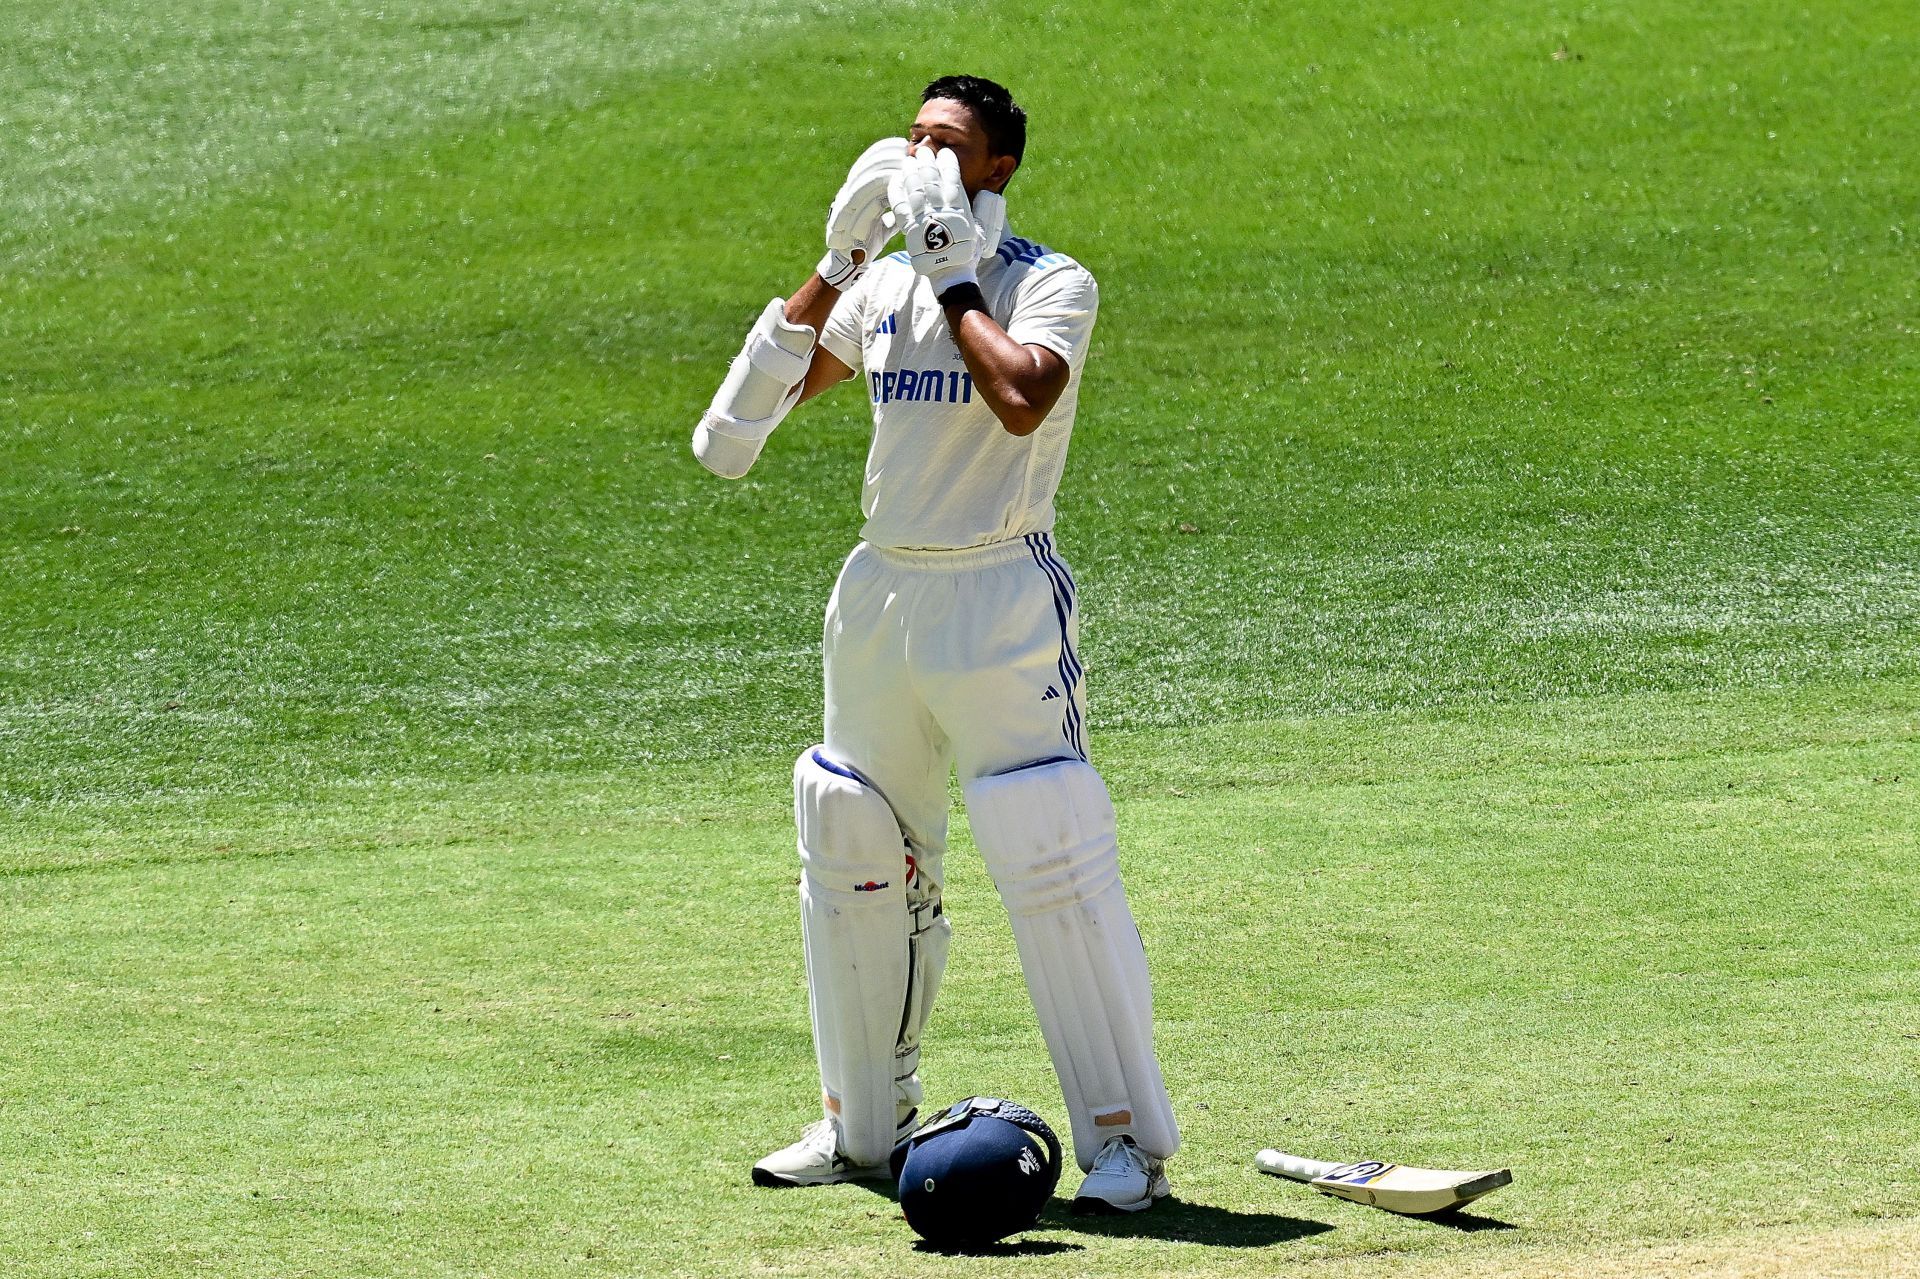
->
[693,297,818,479]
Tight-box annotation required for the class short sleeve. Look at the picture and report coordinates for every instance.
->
[1005,264,1099,366]
[818,272,869,371]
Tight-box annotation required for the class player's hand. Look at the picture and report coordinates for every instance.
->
[897,145,980,294]
[818,138,906,290]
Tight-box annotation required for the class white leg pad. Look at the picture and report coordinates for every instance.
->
[898,845,951,1118]
[964,759,1180,1171]
[794,748,936,1166]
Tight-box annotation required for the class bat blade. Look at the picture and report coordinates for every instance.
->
[1255,1149,1512,1216]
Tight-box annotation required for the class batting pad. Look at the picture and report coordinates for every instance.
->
[793,748,916,1167]
[964,759,1180,1170]
[899,857,951,1121]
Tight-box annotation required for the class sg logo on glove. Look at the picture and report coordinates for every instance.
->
[897,146,982,292]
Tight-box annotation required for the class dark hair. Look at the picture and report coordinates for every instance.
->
[922,74,1027,164]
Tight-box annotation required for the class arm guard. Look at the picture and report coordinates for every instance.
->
[693,298,818,479]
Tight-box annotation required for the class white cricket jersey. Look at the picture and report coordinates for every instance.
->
[818,234,1099,550]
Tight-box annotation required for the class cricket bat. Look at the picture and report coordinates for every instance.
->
[1255,1149,1512,1215]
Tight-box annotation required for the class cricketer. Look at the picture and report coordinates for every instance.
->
[693,74,1179,1214]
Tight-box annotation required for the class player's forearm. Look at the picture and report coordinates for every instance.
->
[939,286,1067,437]
[784,273,840,334]
[786,272,862,405]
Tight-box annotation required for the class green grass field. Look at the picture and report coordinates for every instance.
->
[4,1,1917,1275]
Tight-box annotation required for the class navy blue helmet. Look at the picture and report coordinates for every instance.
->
[891,1096,1063,1247]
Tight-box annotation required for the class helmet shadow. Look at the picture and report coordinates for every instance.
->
[1048,1197,1338,1248]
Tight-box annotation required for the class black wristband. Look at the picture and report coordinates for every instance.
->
[935,281,987,312]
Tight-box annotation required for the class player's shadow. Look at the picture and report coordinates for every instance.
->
[1048,1198,1335,1248]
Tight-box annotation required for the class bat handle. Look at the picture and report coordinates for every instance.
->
[1255,1149,1337,1182]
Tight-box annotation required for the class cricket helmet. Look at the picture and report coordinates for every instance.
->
[891,1096,1063,1248]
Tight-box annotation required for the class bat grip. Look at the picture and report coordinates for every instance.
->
[1255,1149,1337,1182]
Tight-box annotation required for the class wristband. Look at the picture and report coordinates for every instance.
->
[936,281,986,312]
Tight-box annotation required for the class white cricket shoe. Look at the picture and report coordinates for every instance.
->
[1070,1135,1171,1214]
[750,1114,913,1188]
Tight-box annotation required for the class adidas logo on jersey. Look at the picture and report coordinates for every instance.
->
[876,312,898,335]
[1041,685,1061,701]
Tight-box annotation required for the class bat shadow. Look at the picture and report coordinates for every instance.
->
[1048,1198,1337,1248]
[1417,1208,1518,1232]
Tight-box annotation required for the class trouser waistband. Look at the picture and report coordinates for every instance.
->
[867,533,1059,571]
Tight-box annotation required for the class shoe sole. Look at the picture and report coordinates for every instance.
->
[751,1164,890,1188]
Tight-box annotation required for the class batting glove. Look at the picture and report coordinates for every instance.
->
[817,137,906,290]
[897,146,981,294]
[971,187,1007,261]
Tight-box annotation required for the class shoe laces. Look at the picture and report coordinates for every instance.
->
[799,1118,841,1155]
[1091,1135,1145,1173]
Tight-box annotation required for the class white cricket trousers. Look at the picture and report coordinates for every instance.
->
[816,533,1180,1167]
[823,532,1090,877]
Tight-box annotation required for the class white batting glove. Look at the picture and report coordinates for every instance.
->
[817,138,906,290]
[971,187,1007,260]
[897,146,981,294]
